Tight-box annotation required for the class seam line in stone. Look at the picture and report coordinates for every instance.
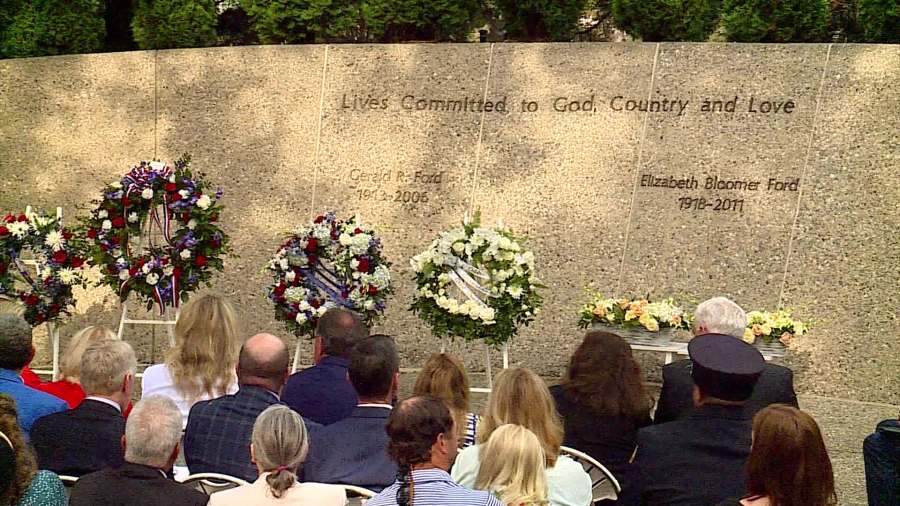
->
[777,43,833,308]
[614,43,660,294]
[309,44,330,220]
[468,43,495,215]
[153,50,159,159]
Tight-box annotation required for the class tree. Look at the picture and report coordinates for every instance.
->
[491,0,589,41]
[0,0,105,58]
[722,0,830,42]
[857,0,900,42]
[366,0,483,41]
[612,0,721,41]
[132,0,218,50]
[243,0,369,43]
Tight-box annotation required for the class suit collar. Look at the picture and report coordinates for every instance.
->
[351,405,392,418]
[319,356,349,368]
[689,403,751,421]
[81,398,124,415]
[120,462,169,480]
[236,384,281,402]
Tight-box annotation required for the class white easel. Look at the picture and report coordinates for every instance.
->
[442,338,509,393]
[22,206,63,380]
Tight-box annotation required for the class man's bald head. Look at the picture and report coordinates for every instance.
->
[237,333,289,392]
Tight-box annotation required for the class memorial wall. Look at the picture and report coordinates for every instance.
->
[0,43,897,405]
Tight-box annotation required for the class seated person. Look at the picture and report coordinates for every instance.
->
[69,396,208,506]
[367,395,504,506]
[475,424,549,506]
[283,308,367,425]
[304,334,399,491]
[0,315,67,438]
[0,394,67,506]
[22,325,119,408]
[551,331,652,488]
[413,353,479,448]
[655,297,797,423]
[184,333,290,482]
[31,340,136,476]
[452,367,592,506]
[864,414,900,506]
[209,405,346,506]
[618,334,765,506]
[142,295,240,428]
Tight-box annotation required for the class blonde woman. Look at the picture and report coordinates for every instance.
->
[451,368,591,506]
[412,353,478,447]
[142,295,240,427]
[209,405,346,506]
[22,326,118,408]
[476,424,549,506]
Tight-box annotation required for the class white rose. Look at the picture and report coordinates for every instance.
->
[285,271,296,282]
[58,268,76,285]
[116,257,127,266]
[40,267,52,279]
[339,233,353,246]
[364,300,375,310]
[299,300,311,311]
[141,188,153,200]
[350,259,360,269]
[128,212,139,223]
[452,242,465,253]
[118,270,129,281]
[98,210,108,219]
[279,258,289,270]
[145,273,159,285]
[180,249,191,260]
[112,248,123,258]
[295,313,307,324]
[179,190,190,198]
[101,220,112,230]
[187,219,197,230]
[196,195,212,210]
[168,175,176,183]
[316,306,328,316]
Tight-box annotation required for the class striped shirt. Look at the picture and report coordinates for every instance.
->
[366,468,503,506]
[463,413,478,448]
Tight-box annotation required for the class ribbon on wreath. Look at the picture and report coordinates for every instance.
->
[121,161,174,253]
[446,257,497,311]
[303,259,354,309]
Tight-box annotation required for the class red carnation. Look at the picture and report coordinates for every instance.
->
[354,228,363,234]
[110,235,121,245]
[305,238,318,253]
[122,196,131,207]
[181,212,190,223]
[285,311,297,321]
[3,214,13,223]
[314,215,324,224]
[368,286,378,295]
[330,229,339,240]
[310,299,321,309]
[35,314,45,324]
[194,255,208,267]
[49,303,61,315]
[71,257,84,269]
[359,286,367,294]
[307,255,317,266]
[62,230,73,240]
[172,192,182,202]
[273,283,286,296]
[129,267,138,276]
[357,258,371,273]
[0,226,8,236]
[108,265,118,275]
[112,216,125,228]
[99,244,109,252]
[25,294,39,306]
[17,214,26,222]
[0,263,6,274]
[172,267,183,278]
[210,238,221,248]
[86,229,98,239]
[52,251,68,264]
[165,182,178,192]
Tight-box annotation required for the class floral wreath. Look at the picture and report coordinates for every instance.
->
[410,212,543,346]
[0,210,88,326]
[578,294,691,332]
[266,212,392,337]
[79,155,231,313]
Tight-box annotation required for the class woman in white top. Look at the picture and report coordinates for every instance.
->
[141,295,240,427]
[209,405,346,506]
[451,367,592,506]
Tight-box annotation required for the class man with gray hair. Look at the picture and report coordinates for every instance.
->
[70,396,207,506]
[31,340,136,475]
[0,314,67,437]
[654,296,798,423]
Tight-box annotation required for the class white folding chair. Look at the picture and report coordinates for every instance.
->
[178,472,248,495]
[58,475,78,498]
[560,445,621,503]
[339,484,376,505]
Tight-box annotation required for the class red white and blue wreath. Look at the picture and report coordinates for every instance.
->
[266,212,392,337]
[0,210,88,326]
[79,155,231,314]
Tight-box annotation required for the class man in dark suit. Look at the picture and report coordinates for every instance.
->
[304,334,399,491]
[282,308,367,425]
[618,334,765,506]
[654,296,798,424]
[31,340,136,476]
[183,332,290,482]
[69,395,207,506]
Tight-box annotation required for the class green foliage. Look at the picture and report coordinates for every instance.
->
[611,0,722,41]
[721,0,830,42]
[243,0,366,43]
[0,0,105,58]
[366,0,483,41]
[492,0,589,41]
[857,0,900,42]
[132,0,218,50]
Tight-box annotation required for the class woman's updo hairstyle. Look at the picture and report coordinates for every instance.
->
[251,405,309,498]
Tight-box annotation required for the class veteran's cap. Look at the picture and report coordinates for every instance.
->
[688,333,765,402]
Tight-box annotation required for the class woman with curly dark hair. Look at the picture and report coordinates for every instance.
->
[0,394,67,506]
[550,331,652,487]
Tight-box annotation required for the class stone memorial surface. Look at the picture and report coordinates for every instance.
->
[0,43,897,410]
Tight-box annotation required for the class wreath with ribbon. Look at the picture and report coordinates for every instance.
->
[79,155,231,314]
[266,212,392,337]
[410,212,543,346]
[0,210,88,326]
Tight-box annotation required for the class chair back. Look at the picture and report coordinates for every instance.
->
[179,472,249,495]
[341,484,376,505]
[559,445,621,502]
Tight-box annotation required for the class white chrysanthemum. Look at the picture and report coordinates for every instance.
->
[116,257,127,266]
[507,285,523,299]
[178,189,190,198]
[101,220,112,230]
[44,231,65,251]
[127,212,139,223]
[180,249,191,260]
[119,270,129,281]
[145,273,159,285]
[110,181,123,190]
[8,221,29,237]
[285,271,296,283]
[298,300,311,311]
[40,267,52,279]
[196,195,212,210]
[141,188,154,200]
[316,306,328,316]
[164,265,174,276]
[98,210,109,219]
[295,313,307,324]
[338,233,353,246]
[284,287,306,303]
[313,225,331,241]
[58,268,77,285]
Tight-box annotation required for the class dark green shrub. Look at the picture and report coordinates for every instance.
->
[0,0,105,58]
[492,0,589,41]
[366,0,483,41]
[722,0,830,42]
[243,0,367,43]
[612,0,721,41]
[132,0,218,49]
[857,0,900,42]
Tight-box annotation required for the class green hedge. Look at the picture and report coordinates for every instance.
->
[0,0,105,58]
[366,0,482,42]
[132,0,218,50]
[493,0,589,41]
[857,0,900,42]
[722,0,830,42]
[612,0,722,41]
